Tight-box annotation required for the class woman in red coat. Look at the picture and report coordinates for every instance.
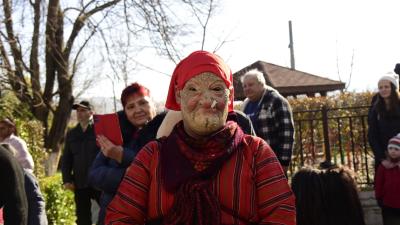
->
[105,50,296,225]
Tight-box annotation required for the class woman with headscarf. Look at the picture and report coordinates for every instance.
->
[105,50,295,225]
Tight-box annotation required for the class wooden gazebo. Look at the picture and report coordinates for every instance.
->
[233,61,345,100]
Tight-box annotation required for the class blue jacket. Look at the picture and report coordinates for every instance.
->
[24,170,48,225]
[88,111,166,225]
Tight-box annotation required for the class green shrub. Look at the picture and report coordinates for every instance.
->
[19,120,48,178]
[40,173,76,225]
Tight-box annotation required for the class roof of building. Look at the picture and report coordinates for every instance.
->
[233,60,345,100]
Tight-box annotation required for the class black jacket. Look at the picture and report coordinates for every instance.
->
[368,105,400,166]
[0,145,28,225]
[62,122,100,189]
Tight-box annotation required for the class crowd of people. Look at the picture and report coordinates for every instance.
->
[1,53,400,225]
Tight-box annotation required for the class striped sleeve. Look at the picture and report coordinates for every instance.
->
[255,139,296,225]
[105,141,159,225]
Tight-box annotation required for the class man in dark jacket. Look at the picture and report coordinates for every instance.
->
[61,100,101,225]
[0,144,28,225]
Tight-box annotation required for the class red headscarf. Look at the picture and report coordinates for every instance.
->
[165,50,234,112]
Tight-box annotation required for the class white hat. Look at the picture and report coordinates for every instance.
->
[379,72,399,91]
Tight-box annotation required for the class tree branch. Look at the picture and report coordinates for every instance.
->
[64,0,121,58]
[2,0,31,102]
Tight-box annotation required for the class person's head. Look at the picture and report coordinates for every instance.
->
[321,167,365,225]
[0,118,16,140]
[72,100,94,124]
[292,166,365,225]
[240,69,267,101]
[375,73,400,117]
[378,73,399,99]
[165,50,233,138]
[394,63,400,76]
[291,167,328,225]
[120,82,156,128]
[387,134,400,161]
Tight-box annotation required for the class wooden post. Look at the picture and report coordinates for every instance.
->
[320,105,334,168]
[288,20,295,70]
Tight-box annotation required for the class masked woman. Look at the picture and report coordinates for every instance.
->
[104,51,295,225]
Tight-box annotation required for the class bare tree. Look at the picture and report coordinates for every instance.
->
[0,0,218,174]
[335,40,355,91]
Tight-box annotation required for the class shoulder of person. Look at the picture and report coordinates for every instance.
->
[9,134,25,142]
[148,112,167,128]
[65,125,82,139]
[267,87,287,101]
[241,135,272,154]
[140,112,167,138]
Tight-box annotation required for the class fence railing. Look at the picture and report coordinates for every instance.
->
[290,105,373,187]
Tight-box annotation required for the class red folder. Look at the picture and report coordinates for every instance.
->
[93,113,123,146]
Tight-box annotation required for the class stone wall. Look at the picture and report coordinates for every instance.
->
[359,191,383,225]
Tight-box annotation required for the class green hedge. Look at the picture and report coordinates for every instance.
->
[40,173,76,225]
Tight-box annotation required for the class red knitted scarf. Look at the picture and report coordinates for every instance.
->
[160,121,244,225]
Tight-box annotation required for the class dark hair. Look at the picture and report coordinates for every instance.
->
[120,83,150,108]
[0,118,17,136]
[291,166,365,225]
[291,168,329,225]
[394,63,400,75]
[322,167,365,225]
[374,82,400,118]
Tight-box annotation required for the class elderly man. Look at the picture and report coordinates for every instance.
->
[61,100,101,225]
[241,69,295,172]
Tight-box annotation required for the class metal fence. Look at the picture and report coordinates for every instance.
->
[289,105,374,187]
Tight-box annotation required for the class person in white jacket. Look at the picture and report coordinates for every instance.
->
[0,118,34,173]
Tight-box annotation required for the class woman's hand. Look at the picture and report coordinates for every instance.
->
[97,135,123,163]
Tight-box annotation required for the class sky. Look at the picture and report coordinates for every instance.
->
[83,0,400,103]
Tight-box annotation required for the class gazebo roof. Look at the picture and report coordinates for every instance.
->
[233,61,345,100]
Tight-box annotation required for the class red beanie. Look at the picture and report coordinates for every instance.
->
[165,50,234,112]
[388,134,400,150]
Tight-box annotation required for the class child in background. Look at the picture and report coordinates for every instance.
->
[375,133,400,225]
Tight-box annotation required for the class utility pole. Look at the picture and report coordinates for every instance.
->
[288,20,295,70]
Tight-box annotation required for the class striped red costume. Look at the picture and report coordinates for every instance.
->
[105,133,295,224]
